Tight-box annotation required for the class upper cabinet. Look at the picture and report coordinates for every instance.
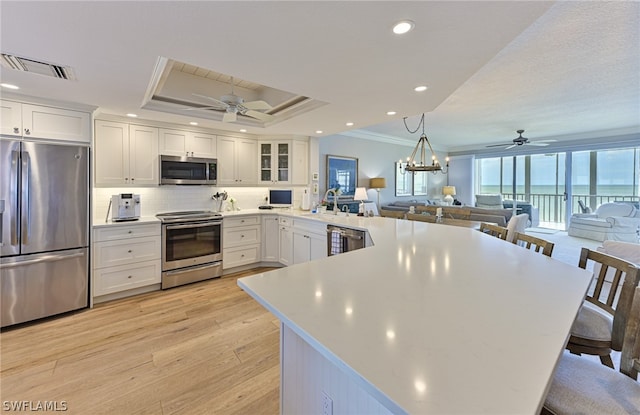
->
[1,100,91,143]
[259,141,291,185]
[158,128,216,158]
[259,139,309,185]
[94,120,159,186]
[217,136,258,186]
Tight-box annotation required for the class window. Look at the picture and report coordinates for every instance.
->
[395,162,428,196]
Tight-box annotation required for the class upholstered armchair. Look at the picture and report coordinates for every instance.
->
[568,202,640,242]
[475,194,503,209]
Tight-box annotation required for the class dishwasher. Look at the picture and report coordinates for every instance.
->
[327,225,366,256]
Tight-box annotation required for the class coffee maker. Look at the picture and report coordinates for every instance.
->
[110,193,141,221]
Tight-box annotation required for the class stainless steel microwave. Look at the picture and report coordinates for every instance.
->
[159,155,217,185]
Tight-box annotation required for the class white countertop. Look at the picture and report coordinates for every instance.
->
[237,217,593,414]
[92,215,160,228]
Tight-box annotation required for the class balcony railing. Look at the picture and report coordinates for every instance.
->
[501,193,640,225]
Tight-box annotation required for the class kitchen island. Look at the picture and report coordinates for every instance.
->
[238,216,593,414]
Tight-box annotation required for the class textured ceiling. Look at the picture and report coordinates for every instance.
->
[0,1,638,152]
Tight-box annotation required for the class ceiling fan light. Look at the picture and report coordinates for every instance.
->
[414,85,428,92]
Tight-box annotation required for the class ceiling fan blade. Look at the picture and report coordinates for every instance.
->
[534,139,558,143]
[527,142,550,146]
[192,93,228,108]
[485,143,513,148]
[245,110,276,121]
[222,112,237,123]
[242,100,273,110]
[505,144,517,150]
[183,105,223,111]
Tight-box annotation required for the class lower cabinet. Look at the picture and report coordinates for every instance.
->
[93,222,161,298]
[292,218,327,265]
[223,215,261,269]
[262,215,280,262]
[279,217,293,266]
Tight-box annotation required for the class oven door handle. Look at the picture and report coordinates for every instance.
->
[165,221,221,230]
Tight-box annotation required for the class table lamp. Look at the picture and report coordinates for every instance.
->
[353,187,368,216]
[369,177,386,208]
[442,186,456,206]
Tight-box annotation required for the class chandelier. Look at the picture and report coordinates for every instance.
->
[398,113,448,175]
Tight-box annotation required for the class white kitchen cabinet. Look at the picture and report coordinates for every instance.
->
[158,128,216,158]
[291,139,309,185]
[259,140,290,184]
[222,215,261,269]
[217,136,257,185]
[292,218,327,264]
[0,100,91,142]
[261,215,280,262]
[258,139,309,185]
[94,120,159,186]
[93,223,161,298]
[278,216,293,266]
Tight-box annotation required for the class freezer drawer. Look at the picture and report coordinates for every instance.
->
[1,248,88,327]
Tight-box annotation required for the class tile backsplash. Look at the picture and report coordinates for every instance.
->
[93,186,312,222]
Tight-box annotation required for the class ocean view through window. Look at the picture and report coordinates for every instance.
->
[476,146,639,228]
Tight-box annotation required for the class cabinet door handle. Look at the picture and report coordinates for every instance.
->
[127,275,132,279]
[128,230,133,234]
[131,178,135,182]
[13,127,19,134]
[24,128,30,135]
[128,249,132,253]
[241,234,245,238]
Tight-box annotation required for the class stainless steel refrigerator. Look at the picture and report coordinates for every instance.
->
[1,139,89,328]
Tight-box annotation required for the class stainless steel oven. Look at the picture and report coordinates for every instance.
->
[157,211,223,289]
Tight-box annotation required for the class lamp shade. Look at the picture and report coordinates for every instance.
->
[353,187,368,201]
[369,177,386,189]
[442,186,456,196]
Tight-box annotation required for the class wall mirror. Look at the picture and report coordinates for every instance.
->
[326,155,358,198]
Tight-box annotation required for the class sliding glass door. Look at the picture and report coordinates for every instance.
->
[475,146,640,230]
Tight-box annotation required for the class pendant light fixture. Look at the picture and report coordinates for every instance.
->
[399,113,448,175]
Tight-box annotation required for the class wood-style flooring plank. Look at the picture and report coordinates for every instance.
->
[0,268,280,415]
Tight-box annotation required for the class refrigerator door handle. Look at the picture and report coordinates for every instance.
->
[21,150,30,246]
[0,199,4,247]
[0,251,85,269]
[10,150,19,246]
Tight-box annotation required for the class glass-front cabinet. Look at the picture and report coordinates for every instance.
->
[260,141,291,184]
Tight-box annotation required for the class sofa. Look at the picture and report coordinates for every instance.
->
[568,202,640,242]
[475,195,539,227]
[415,205,513,227]
[381,200,437,212]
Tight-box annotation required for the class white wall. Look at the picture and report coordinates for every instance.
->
[447,155,475,206]
[317,134,448,206]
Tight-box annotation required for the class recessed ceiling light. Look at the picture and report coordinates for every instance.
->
[126,113,137,118]
[392,20,414,35]
[239,129,247,133]
[414,85,428,92]
[0,83,19,90]
[316,130,323,134]
[189,121,198,126]
[386,111,396,116]
[346,122,354,127]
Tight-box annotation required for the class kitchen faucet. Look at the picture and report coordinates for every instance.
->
[323,188,339,215]
[341,205,350,216]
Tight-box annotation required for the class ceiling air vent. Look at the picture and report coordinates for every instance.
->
[1,54,76,80]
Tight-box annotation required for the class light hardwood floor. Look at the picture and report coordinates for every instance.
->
[0,268,280,415]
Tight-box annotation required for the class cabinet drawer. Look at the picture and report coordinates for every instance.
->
[223,245,260,269]
[94,260,161,296]
[223,226,260,248]
[94,223,160,242]
[224,215,260,228]
[94,236,160,268]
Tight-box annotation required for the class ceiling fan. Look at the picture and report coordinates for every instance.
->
[189,77,276,123]
[486,130,556,150]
